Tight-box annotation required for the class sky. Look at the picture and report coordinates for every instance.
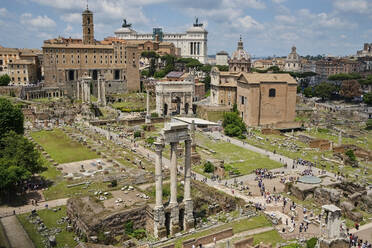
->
[0,0,371,57]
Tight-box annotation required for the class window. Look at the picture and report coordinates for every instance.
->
[241,95,245,104]
[269,88,276,97]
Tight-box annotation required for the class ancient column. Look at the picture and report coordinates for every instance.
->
[101,78,106,106]
[97,79,101,105]
[338,131,342,146]
[191,120,196,152]
[76,81,80,100]
[153,140,166,238]
[183,139,194,230]
[169,141,180,235]
[145,90,151,124]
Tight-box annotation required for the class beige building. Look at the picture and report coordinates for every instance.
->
[8,60,38,85]
[284,46,302,72]
[42,7,141,96]
[228,37,251,73]
[237,73,297,127]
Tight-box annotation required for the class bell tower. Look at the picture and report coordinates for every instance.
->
[82,5,94,44]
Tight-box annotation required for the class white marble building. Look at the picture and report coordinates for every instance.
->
[115,19,208,64]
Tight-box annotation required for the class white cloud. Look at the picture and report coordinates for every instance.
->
[64,24,73,33]
[0,8,7,17]
[61,13,81,23]
[21,13,56,29]
[234,15,263,30]
[333,0,371,14]
[227,0,266,9]
[274,15,295,23]
[31,0,84,10]
[272,0,287,4]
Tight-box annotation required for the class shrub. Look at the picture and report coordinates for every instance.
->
[146,136,155,144]
[203,161,214,173]
[151,112,159,118]
[306,237,318,248]
[111,180,117,187]
[134,131,141,138]
[366,119,372,130]
[133,229,146,239]
[124,221,134,235]
[345,149,356,162]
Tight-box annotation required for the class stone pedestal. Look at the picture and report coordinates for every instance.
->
[153,207,167,238]
[170,204,180,236]
[183,199,194,231]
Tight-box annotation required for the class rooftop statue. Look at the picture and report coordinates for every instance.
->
[122,19,132,28]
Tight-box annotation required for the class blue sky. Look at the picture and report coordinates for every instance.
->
[0,0,371,57]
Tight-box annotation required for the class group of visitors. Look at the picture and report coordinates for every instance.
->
[349,233,371,248]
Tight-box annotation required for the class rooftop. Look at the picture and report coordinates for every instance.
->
[238,72,297,85]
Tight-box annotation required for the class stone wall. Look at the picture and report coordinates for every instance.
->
[182,228,233,248]
[0,85,22,97]
[67,197,152,241]
[309,139,331,151]
[319,239,349,248]
[314,187,340,205]
[234,237,254,248]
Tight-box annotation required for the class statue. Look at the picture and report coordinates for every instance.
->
[122,18,132,28]
[193,17,203,27]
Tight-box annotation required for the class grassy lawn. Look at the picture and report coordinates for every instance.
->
[0,222,10,248]
[166,215,272,248]
[194,133,282,177]
[17,205,77,248]
[252,230,284,246]
[31,129,98,164]
[110,92,155,112]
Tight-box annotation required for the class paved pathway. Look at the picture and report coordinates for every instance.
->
[350,222,372,243]
[1,215,34,248]
[0,198,68,218]
[203,226,275,248]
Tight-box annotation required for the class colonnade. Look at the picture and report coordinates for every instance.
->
[153,123,194,238]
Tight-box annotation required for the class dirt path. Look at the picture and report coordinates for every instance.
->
[0,198,68,218]
[0,215,34,248]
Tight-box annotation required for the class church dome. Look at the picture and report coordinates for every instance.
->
[231,37,250,61]
[286,46,300,62]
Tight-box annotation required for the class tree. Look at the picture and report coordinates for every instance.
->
[303,86,313,98]
[222,112,246,138]
[328,73,361,81]
[216,65,229,71]
[339,80,361,100]
[149,58,156,77]
[203,161,214,173]
[363,92,372,105]
[0,131,44,194]
[0,74,11,86]
[0,98,24,137]
[313,82,337,101]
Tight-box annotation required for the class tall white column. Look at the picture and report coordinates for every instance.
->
[184,139,191,201]
[170,142,178,205]
[169,141,180,236]
[153,140,166,238]
[183,139,194,230]
[97,80,101,104]
[76,81,80,100]
[145,90,151,124]
[155,141,163,208]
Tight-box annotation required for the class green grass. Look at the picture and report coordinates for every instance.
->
[17,205,77,248]
[194,133,282,177]
[165,215,272,248]
[31,129,98,164]
[252,230,284,246]
[0,222,10,248]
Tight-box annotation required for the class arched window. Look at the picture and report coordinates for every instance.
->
[87,28,90,34]
[234,66,236,72]
[269,88,276,97]
[87,17,90,24]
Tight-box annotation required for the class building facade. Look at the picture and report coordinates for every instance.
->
[114,19,208,64]
[315,58,362,80]
[8,60,38,85]
[42,7,140,95]
[284,46,302,72]
[356,43,372,57]
[237,73,297,127]
[228,37,251,73]
[216,51,229,66]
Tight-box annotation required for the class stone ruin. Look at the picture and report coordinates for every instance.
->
[318,205,348,248]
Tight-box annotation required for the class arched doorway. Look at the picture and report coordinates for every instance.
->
[184,102,189,114]
[163,103,168,116]
[171,96,181,115]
